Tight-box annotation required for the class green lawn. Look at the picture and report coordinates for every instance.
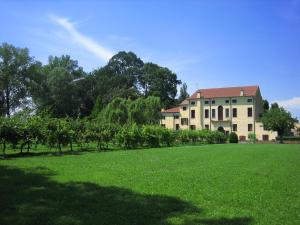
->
[0,144,299,225]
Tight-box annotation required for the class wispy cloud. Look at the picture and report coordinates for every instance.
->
[50,15,114,61]
[276,97,300,110]
[275,96,300,119]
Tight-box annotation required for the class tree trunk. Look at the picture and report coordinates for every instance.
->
[279,135,283,144]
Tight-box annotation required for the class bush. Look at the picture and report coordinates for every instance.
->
[248,133,256,143]
[141,125,160,148]
[229,132,238,143]
[276,136,300,141]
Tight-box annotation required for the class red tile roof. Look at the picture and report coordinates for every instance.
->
[179,99,189,105]
[189,85,259,99]
[162,107,180,113]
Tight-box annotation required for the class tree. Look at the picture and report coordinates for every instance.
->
[31,55,86,117]
[271,102,279,109]
[178,83,189,103]
[141,63,181,108]
[0,43,37,116]
[262,99,269,113]
[261,107,298,143]
[229,132,238,143]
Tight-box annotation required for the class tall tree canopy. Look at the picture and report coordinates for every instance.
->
[1,45,180,118]
[141,63,181,108]
[87,52,181,111]
[0,43,37,116]
[262,106,298,142]
[31,55,86,117]
[178,83,189,103]
[262,99,269,113]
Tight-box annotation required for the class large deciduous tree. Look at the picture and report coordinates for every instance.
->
[0,43,37,116]
[31,55,86,117]
[261,106,298,143]
[141,63,181,108]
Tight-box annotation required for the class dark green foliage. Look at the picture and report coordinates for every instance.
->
[276,136,300,141]
[262,107,297,143]
[262,99,269,112]
[178,82,189,104]
[31,55,87,117]
[229,132,238,143]
[141,63,181,108]
[271,102,279,109]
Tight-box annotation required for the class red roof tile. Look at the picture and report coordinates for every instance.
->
[162,107,180,113]
[189,85,259,99]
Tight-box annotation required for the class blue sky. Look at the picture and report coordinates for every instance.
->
[1,0,300,118]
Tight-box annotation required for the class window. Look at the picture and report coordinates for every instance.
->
[248,107,253,117]
[212,109,216,118]
[248,124,253,132]
[181,118,188,125]
[162,116,165,120]
[211,100,215,104]
[225,99,229,104]
[191,110,195,119]
[205,109,209,118]
[176,124,180,130]
[191,101,195,105]
[205,124,209,130]
[174,115,179,119]
[161,124,165,128]
[262,135,269,141]
[232,99,237,103]
[232,124,237,131]
[218,105,223,121]
[204,100,209,104]
[225,108,229,117]
[247,98,253,103]
[190,125,196,130]
[182,106,187,111]
[232,108,237,117]
[225,131,230,136]
[239,136,246,141]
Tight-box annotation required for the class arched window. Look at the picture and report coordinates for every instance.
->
[218,105,223,121]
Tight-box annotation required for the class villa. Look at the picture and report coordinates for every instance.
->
[161,85,277,141]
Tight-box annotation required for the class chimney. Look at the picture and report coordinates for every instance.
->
[240,89,244,96]
[196,92,201,98]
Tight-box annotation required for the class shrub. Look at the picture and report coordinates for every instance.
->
[248,133,256,143]
[178,130,190,144]
[141,125,160,148]
[159,127,176,147]
[115,123,142,149]
[229,132,238,143]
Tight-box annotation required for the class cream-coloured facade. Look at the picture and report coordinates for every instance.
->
[161,86,277,141]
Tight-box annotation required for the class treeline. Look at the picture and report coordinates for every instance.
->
[0,43,186,119]
[0,113,227,156]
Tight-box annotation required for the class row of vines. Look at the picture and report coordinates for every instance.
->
[0,114,229,156]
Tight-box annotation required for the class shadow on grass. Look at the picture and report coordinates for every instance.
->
[0,165,253,225]
[1,150,84,159]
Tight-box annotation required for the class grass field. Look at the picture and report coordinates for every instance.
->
[0,144,299,225]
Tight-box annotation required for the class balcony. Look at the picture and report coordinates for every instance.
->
[211,118,230,122]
